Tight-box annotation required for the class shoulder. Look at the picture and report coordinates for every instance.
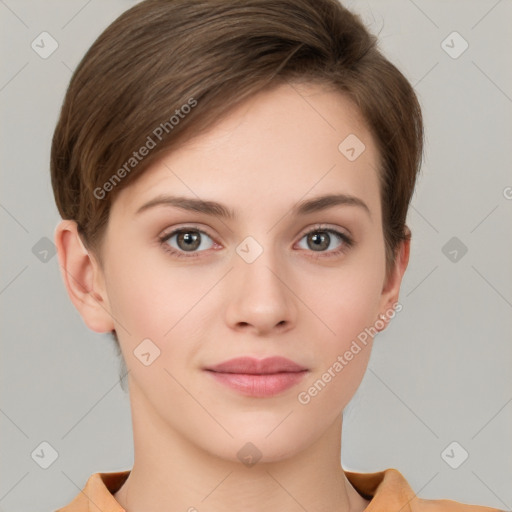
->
[54,471,129,512]
[415,498,505,511]
[344,467,504,511]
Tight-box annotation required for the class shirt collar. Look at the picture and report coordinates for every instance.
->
[57,467,417,512]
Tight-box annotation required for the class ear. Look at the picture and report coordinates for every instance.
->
[54,220,115,333]
[376,227,411,331]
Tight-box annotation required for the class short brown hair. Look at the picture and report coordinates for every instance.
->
[51,0,423,387]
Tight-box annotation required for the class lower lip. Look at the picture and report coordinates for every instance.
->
[205,370,308,397]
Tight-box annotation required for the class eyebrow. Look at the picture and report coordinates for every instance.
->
[135,193,371,220]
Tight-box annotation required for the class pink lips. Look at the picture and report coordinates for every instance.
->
[204,356,308,398]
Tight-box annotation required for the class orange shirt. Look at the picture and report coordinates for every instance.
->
[55,468,504,511]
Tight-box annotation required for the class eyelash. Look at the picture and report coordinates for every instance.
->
[158,224,354,260]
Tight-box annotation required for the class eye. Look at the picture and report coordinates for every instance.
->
[158,227,216,259]
[158,224,354,260]
[296,225,354,258]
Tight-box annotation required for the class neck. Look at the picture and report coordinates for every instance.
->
[114,382,370,512]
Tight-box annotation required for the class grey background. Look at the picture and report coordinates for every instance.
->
[1,0,511,510]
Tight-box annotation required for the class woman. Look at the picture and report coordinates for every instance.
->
[51,0,503,510]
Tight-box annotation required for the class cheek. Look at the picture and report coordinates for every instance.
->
[104,258,200,399]
[297,244,385,385]
[294,267,383,421]
[104,249,217,375]
[307,252,385,342]
[105,243,201,335]
[106,225,386,359]
[307,276,379,379]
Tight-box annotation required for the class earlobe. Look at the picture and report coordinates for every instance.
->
[377,229,411,331]
[54,220,115,333]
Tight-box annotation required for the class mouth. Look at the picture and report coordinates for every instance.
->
[204,355,308,374]
[203,356,309,397]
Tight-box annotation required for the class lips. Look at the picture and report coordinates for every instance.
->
[204,356,307,374]
[203,356,308,397]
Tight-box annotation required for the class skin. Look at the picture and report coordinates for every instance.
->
[55,81,410,512]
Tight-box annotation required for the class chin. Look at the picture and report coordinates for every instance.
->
[200,424,313,466]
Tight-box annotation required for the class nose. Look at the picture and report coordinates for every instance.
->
[224,241,298,336]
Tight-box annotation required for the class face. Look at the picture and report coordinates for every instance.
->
[85,82,403,462]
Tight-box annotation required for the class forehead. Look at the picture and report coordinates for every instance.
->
[111,81,381,224]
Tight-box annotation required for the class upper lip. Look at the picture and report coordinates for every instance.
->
[204,356,307,374]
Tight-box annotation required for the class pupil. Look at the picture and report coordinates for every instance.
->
[311,232,328,251]
[180,231,199,251]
